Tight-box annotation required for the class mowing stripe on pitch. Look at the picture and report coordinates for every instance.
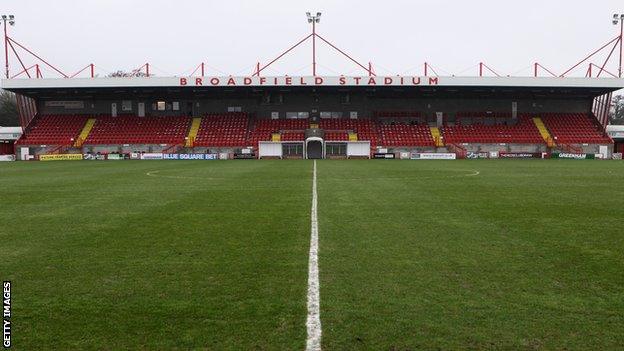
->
[306,160,322,351]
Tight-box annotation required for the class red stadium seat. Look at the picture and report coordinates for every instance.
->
[379,124,435,147]
[248,119,308,146]
[22,112,603,150]
[193,113,249,147]
[16,114,90,146]
[441,114,544,144]
[538,113,612,144]
[84,115,190,145]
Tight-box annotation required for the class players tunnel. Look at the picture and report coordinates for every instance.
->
[305,137,324,159]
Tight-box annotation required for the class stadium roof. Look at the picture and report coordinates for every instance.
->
[3,76,624,100]
[2,76,624,90]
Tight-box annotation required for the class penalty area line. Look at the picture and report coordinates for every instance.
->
[306,160,322,351]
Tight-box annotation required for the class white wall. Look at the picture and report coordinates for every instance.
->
[347,141,370,158]
[258,142,282,158]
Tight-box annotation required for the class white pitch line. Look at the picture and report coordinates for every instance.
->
[146,170,220,180]
[306,160,322,351]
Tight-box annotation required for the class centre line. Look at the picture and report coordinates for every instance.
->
[306,160,322,351]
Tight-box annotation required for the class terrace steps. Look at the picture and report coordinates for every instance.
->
[185,118,202,147]
[533,117,555,147]
[430,126,444,147]
[74,118,97,147]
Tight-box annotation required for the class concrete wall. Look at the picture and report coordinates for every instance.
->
[459,143,548,153]
[552,143,613,155]
[84,144,244,155]
[384,143,613,155]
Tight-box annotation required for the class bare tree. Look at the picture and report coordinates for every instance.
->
[107,70,150,78]
[0,90,18,126]
[611,95,624,125]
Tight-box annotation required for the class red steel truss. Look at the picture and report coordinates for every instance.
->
[1,14,623,79]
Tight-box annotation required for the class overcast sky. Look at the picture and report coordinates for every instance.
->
[3,0,624,78]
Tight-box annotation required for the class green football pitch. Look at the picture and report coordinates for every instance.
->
[1,159,623,350]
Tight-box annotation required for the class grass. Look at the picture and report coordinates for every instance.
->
[0,160,311,350]
[1,159,623,350]
[317,160,624,350]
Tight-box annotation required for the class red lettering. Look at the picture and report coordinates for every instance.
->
[244,77,252,85]
[300,77,307,85]
[315,77,324,85]
[429,77,439,85]
[368,77,377,85]
[210,78,220,85]
[285,77,292,85]
[412,77,421,85]
[259,77,266,85]
[195,78,203,86]
[353,77,362,85]
[274,77,278,85]
[339,77,346,85]
[227,77,236,86]
[180,78,187,86]
[384,77,393,85]
[400,77,404,85]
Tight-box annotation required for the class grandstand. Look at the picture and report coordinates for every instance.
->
[2,77,621,160]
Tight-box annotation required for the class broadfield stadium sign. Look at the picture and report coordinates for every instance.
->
[179,76,439,87]
[3,76,624,90]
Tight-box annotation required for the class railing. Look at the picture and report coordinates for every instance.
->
[588,112,613,140]
[447,143,467,159]
[185,136,195,148]
[546,136,555,148]
[560,143,583,153]
[74,136,85,148]
[49,145,65,154]
[245,114,255,142]
[163,144,182,154]
[434,135,443,147]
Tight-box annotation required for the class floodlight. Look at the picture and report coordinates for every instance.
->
[306,11,321,23]
[1,14,15,25]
